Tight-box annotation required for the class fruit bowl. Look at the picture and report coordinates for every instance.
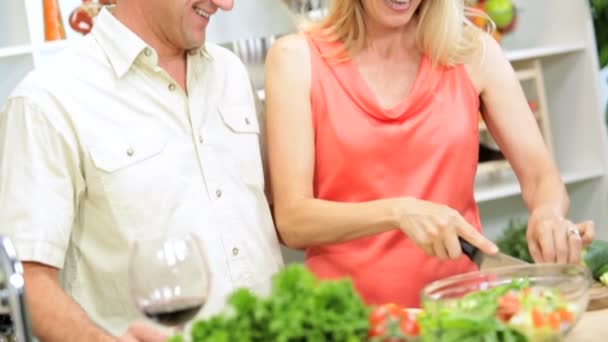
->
[419,264,592,341]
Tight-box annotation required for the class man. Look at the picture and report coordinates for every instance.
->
[0,0,284,340]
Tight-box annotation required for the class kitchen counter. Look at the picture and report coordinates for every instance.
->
[569,309,608,341]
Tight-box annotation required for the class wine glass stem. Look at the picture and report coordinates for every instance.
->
[172,324,186,340]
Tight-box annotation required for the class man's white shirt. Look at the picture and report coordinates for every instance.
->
[0,8,283,335]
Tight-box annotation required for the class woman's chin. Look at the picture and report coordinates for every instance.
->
[377,17,415,30]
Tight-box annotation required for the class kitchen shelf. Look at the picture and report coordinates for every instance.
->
[37,40,70,53]
[515,68,537,82]
[477,160,510,178]
[475,168,605,203]
[505,42,586,62]
[0,45,32,58]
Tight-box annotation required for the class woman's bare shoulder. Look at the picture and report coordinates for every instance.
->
[464,32,509,93]
[265,33,312,99]
[267,33,310,65]
[266,33,312,90]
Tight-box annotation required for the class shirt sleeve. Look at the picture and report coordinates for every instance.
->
[0,95,84,268]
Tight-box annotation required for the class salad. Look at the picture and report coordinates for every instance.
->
[418,279,579,342]
[170,265,582,342]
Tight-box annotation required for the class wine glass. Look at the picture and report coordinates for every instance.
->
[128,233,211,332]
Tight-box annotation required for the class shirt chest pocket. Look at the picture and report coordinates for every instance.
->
[90,135,167,174]
[217,105,264,189]
[87,127,171,224]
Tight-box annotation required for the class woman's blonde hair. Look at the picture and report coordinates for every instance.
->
[308,0,492,67]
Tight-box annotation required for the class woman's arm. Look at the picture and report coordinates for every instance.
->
[470,35,594,263]
[264,34,496,258]
[264,34,398,248]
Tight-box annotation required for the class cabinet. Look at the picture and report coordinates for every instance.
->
[1,0,606,255]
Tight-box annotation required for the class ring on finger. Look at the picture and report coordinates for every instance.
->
[567,226,581,237]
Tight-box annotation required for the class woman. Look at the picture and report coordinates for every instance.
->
[264,0,595,308]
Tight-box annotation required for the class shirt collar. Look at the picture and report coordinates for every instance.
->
[187,45,213,61]
[92,8,212,78]
[92,8,149,78]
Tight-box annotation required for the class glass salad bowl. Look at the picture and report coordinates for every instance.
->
[419,264,592,341]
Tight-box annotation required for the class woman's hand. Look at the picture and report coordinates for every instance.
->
[394,198,498,260]
[117,322,167,342]
[527,206,595,264]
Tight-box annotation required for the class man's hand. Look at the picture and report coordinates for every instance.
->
[117,323,167,342]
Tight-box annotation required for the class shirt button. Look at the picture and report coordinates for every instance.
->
[144,48,152,56]
[126,147,134,157]
[245,117,251,125]
[168,84,176,91]
[215,189,222,198]
[198,135,204,144]
[232,247,239,256]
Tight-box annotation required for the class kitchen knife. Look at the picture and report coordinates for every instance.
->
[459,237,526,269]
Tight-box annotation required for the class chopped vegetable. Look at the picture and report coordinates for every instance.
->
[368,303,420,341]
[418,279,576,342]
[583,240,608,286]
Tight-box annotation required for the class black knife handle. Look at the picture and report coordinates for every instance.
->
[459,237,479,262]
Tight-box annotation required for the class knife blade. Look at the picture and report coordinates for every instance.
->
[459,237,526,269]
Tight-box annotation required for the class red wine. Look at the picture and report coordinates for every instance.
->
[142,298,205,326]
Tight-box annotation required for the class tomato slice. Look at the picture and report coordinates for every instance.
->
[496,293,520,322]
[384,303,402,317]
[399,314,420,336]
[368,304,421,339]
[368,322,387,338]
[369,303,402,338]
[369,307,386,329]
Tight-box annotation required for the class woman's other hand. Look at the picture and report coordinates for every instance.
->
[527,206,595,264]
[394,198,498,260]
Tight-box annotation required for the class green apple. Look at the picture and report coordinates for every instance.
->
[484,0,514,29]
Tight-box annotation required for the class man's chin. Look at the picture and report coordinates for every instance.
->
[187,32,206,48]
[182,39,205,52]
